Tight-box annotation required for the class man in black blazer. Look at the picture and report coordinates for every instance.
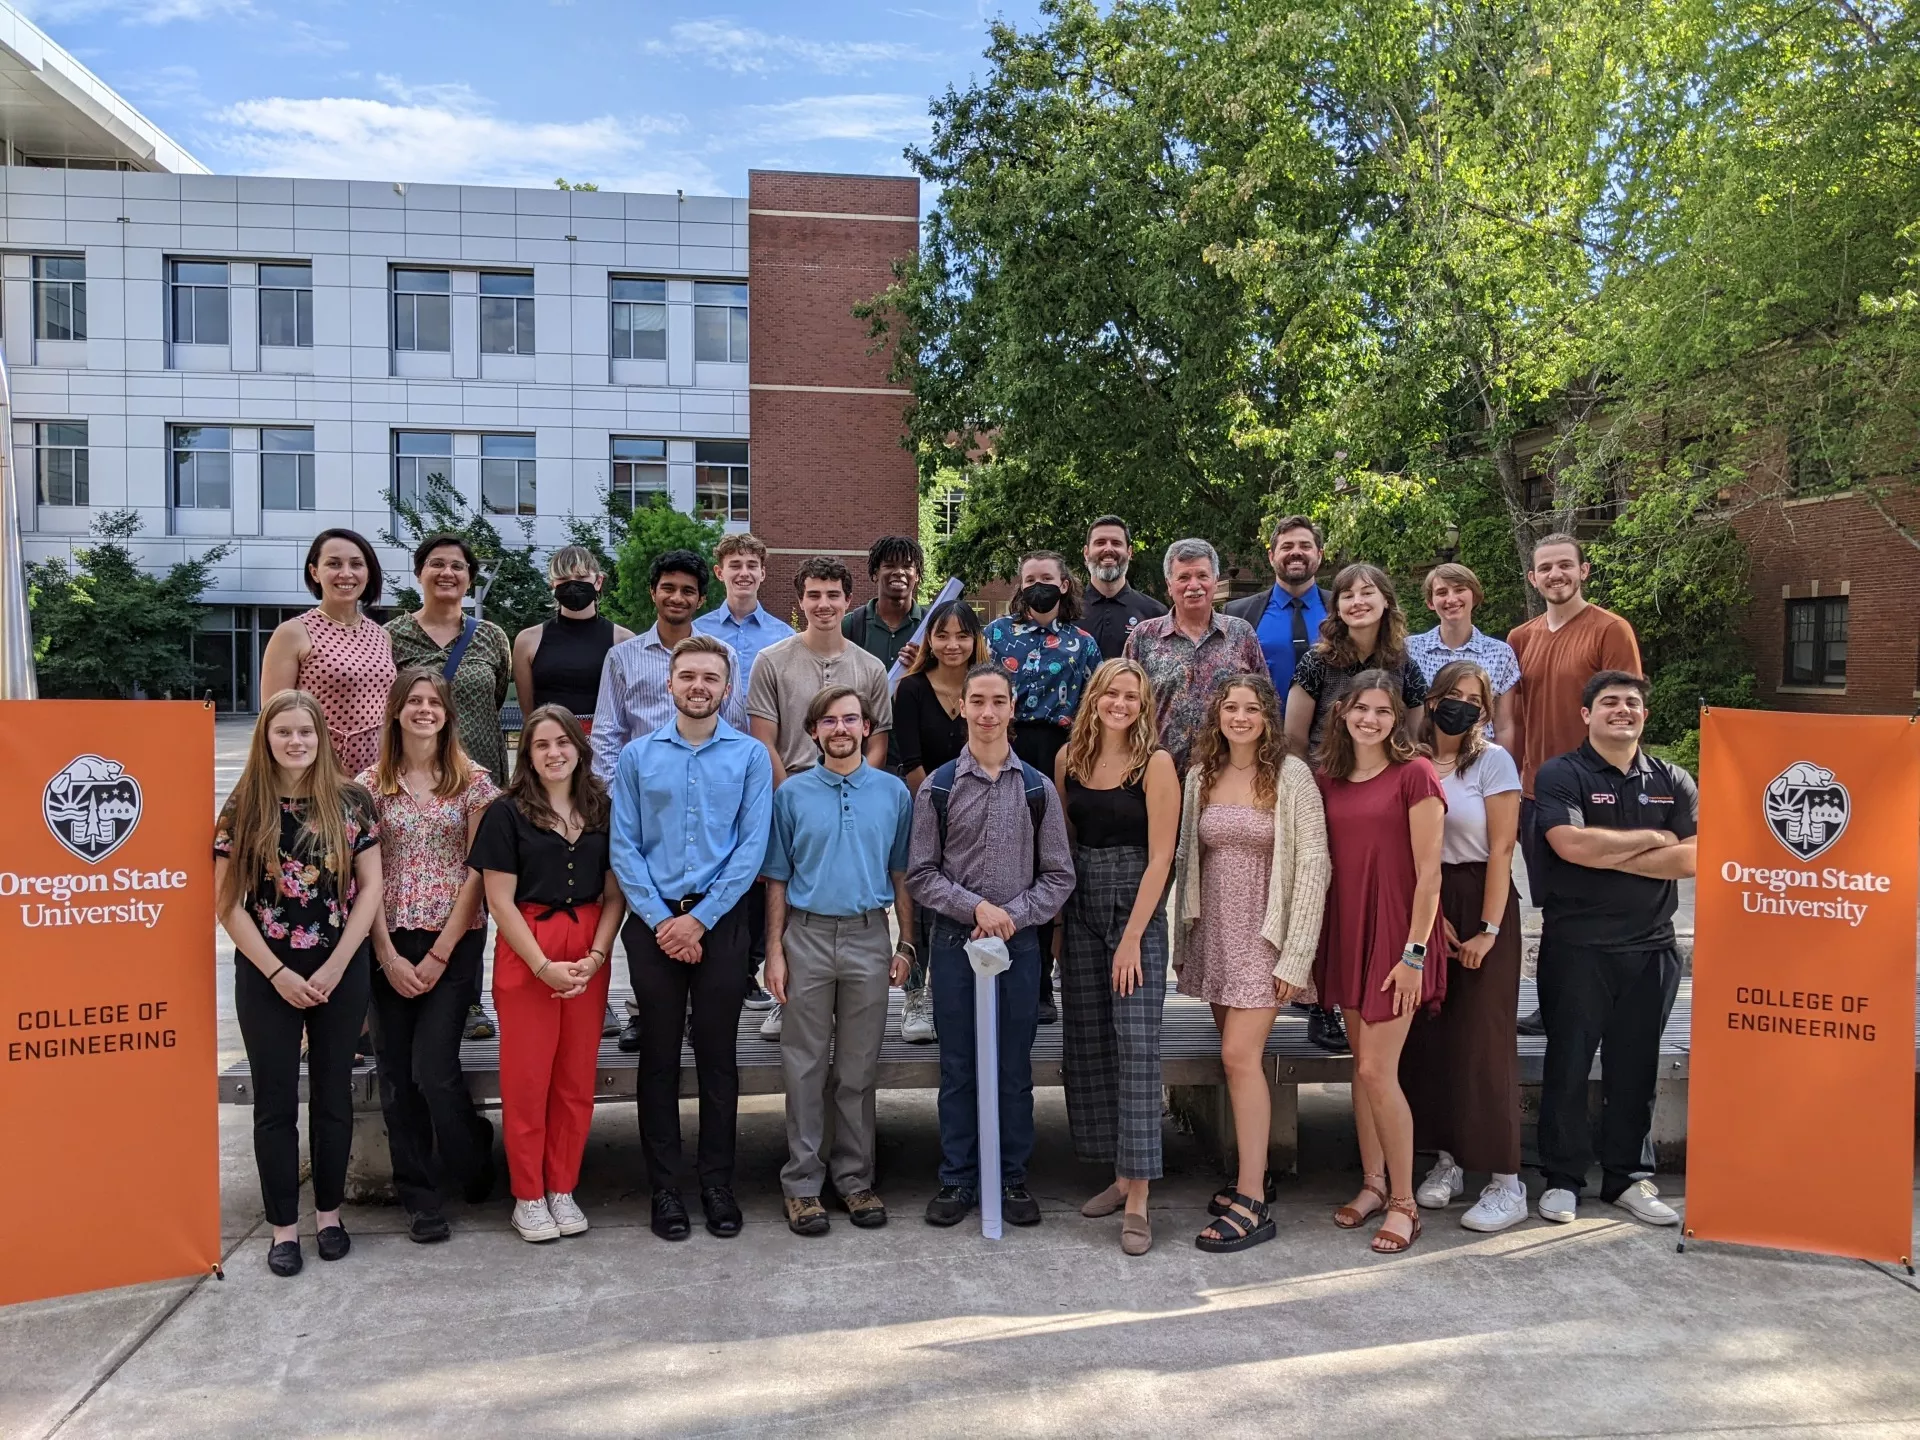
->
[1224,515,1331,711]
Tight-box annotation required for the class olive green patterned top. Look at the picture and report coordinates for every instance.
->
[384,610,514,786]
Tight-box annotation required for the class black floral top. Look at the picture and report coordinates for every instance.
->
[215,789,381,961]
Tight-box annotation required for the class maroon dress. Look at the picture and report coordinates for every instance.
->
[1313,758,1449,1023]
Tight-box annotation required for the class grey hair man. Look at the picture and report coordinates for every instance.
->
[1122,537,1264,772]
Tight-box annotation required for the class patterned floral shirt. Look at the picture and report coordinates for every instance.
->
[1123,611,1266,773]
[356,767,499,933]
[214,790,381,959]
[983,615,1104,729]
[385,612,514,787]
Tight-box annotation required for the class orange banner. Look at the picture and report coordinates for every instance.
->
[0,701,220,1305]
[1689,708,1918,1264]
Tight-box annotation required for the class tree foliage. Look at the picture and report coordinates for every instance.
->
[383,473,551,639]
[27,510,231,699]
[604,498,726,631]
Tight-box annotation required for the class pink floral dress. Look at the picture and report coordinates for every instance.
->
[357,768,499,935]
[215,790,381,969]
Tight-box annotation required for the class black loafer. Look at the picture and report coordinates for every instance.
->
[408,1211,451,1244]
[316,1224,351,1261]
[1517,1006,1546,1037]
[617,1017,643,1054]
[925,1185,976,1227]
[267,1240,303,1277]
[651,1188,691,1241]
[1002,1185,1042,1227]
[701,1186,743,1238]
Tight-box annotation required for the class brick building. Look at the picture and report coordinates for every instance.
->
[0,5,918,709]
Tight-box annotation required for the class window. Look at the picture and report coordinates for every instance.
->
[611,437,668,513]
[693,282,748,363]
[34,423,88,506]
[481,434,537,516]
[694,440,748,523]
[393,432,453,515]
[261,428,316,511]
[479,273,535,355]
[1784,597,1847,687]
[171,426,231,509]
[259,264,313,348]
[33,257,86,341]
[170,262,230,345]
[611,278,667,360]
[394,270,451,352]
[936,480,967,538]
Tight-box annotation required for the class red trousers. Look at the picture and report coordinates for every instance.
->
[493,902,610,1201]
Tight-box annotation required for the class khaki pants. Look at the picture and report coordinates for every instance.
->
[779,908,893,1198]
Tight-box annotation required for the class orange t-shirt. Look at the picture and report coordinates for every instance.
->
[1506,603,1642,796]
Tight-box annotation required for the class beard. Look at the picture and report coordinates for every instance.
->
[1089,559,1126,583]
[675,692,718,719]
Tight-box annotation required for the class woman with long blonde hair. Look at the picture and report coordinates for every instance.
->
[214,690,383,1277]
[1052,659,1179,1254]
[1173,672,1330,1252]
[356,667,501,1241]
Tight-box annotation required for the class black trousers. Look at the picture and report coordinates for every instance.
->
[234,941,372,1227]
[1536,935,1682,1199]
[625,899,752,1192]
[369,927,495,1215]
[1012,722,1070,994]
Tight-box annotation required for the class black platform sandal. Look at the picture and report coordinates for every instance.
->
[1195,1192,1275,1253]
[1208,1170,1278,1217]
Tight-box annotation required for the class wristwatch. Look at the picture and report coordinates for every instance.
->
[1479,920,1501,938]
[1403,942,1427,959]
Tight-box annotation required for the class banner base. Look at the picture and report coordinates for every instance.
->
[1675,1228,1914,1275]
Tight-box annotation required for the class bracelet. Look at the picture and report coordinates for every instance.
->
[267,963,287,983]
[534,957,551,977]
[894,940,916,961]
[1400,956,1425,971]
[588,948,608,964]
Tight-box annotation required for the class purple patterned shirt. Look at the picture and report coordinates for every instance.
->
[1123,610,1266,773]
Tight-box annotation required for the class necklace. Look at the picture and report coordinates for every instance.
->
[1228,758,1257,772]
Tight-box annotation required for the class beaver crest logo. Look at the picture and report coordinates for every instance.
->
[1763,761,1849,862]
[43,754,143,863]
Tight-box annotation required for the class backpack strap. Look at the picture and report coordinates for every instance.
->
[928,756,1050,880]
[925,759,960,854]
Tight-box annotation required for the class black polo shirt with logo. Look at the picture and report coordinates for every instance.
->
[1533,740,1699,952]
[1083,583,1167,659]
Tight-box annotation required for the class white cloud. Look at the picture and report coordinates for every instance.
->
[744,93,930,144]
[645,19,930,75]
[17,0,249,22]
[210,85,716,193]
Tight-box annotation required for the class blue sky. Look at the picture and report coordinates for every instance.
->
[17,0,1044,196]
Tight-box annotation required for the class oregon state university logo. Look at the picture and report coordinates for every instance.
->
[43,755,143,863]
[1763,761,1849,862]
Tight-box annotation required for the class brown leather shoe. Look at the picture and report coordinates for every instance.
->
[840,1189,889,1229]
[784,1195,829,1236]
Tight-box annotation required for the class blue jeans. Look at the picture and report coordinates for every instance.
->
[929,916,1041,1189]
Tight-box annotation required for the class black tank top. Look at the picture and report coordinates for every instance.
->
[1065,773,1150,849]
[529,614,615,720]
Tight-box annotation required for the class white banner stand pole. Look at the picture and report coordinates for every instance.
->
[974,963,1002,1239]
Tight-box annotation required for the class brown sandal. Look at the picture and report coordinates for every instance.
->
[1371,1194,1422,1254]
[1333,1174,1388,1229]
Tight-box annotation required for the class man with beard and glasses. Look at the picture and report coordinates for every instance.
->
[1225,515,1329,716]
[984,550,1102,1024]
[843,535,929,671]
[609,636,772,1243]
[762,687,916,1235]
[1081,515,1165,660]
[1506,534,1641,1037]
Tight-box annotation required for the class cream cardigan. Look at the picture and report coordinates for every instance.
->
[1171,754,1332,990]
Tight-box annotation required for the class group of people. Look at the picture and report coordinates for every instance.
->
[214,512,1695,1274]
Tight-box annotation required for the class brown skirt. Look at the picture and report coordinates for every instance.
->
[1399,861,1524,1174]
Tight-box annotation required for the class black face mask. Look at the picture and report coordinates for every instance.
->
[1431,698,1481,736]
[1020,582,1064,614]
[554,580,598,612]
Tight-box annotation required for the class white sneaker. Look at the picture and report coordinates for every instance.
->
[1416,1157,1464,1209]
[1461,1181,1529,1232]
[546,1191,589,1236]
[900,988,937,1044]
[759,1003,783,1041]
[512,1197,561,1243]
[1538,1187,1578,1224]
[1611,1178,1679,1226]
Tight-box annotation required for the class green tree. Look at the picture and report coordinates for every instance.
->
[383,473,550,639]
[27,510,231,699]
[605,498,725,630]
[554,178,600,191]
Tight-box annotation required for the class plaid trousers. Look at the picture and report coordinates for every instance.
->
[1059,845,1167,1180]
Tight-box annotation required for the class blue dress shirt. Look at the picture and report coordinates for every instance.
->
[609,716,773,931]
[762,762,913,916]
[694,602,794,690]
[1256,585,1327,706]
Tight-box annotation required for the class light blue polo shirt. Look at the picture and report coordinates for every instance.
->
[762,761,913,917]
